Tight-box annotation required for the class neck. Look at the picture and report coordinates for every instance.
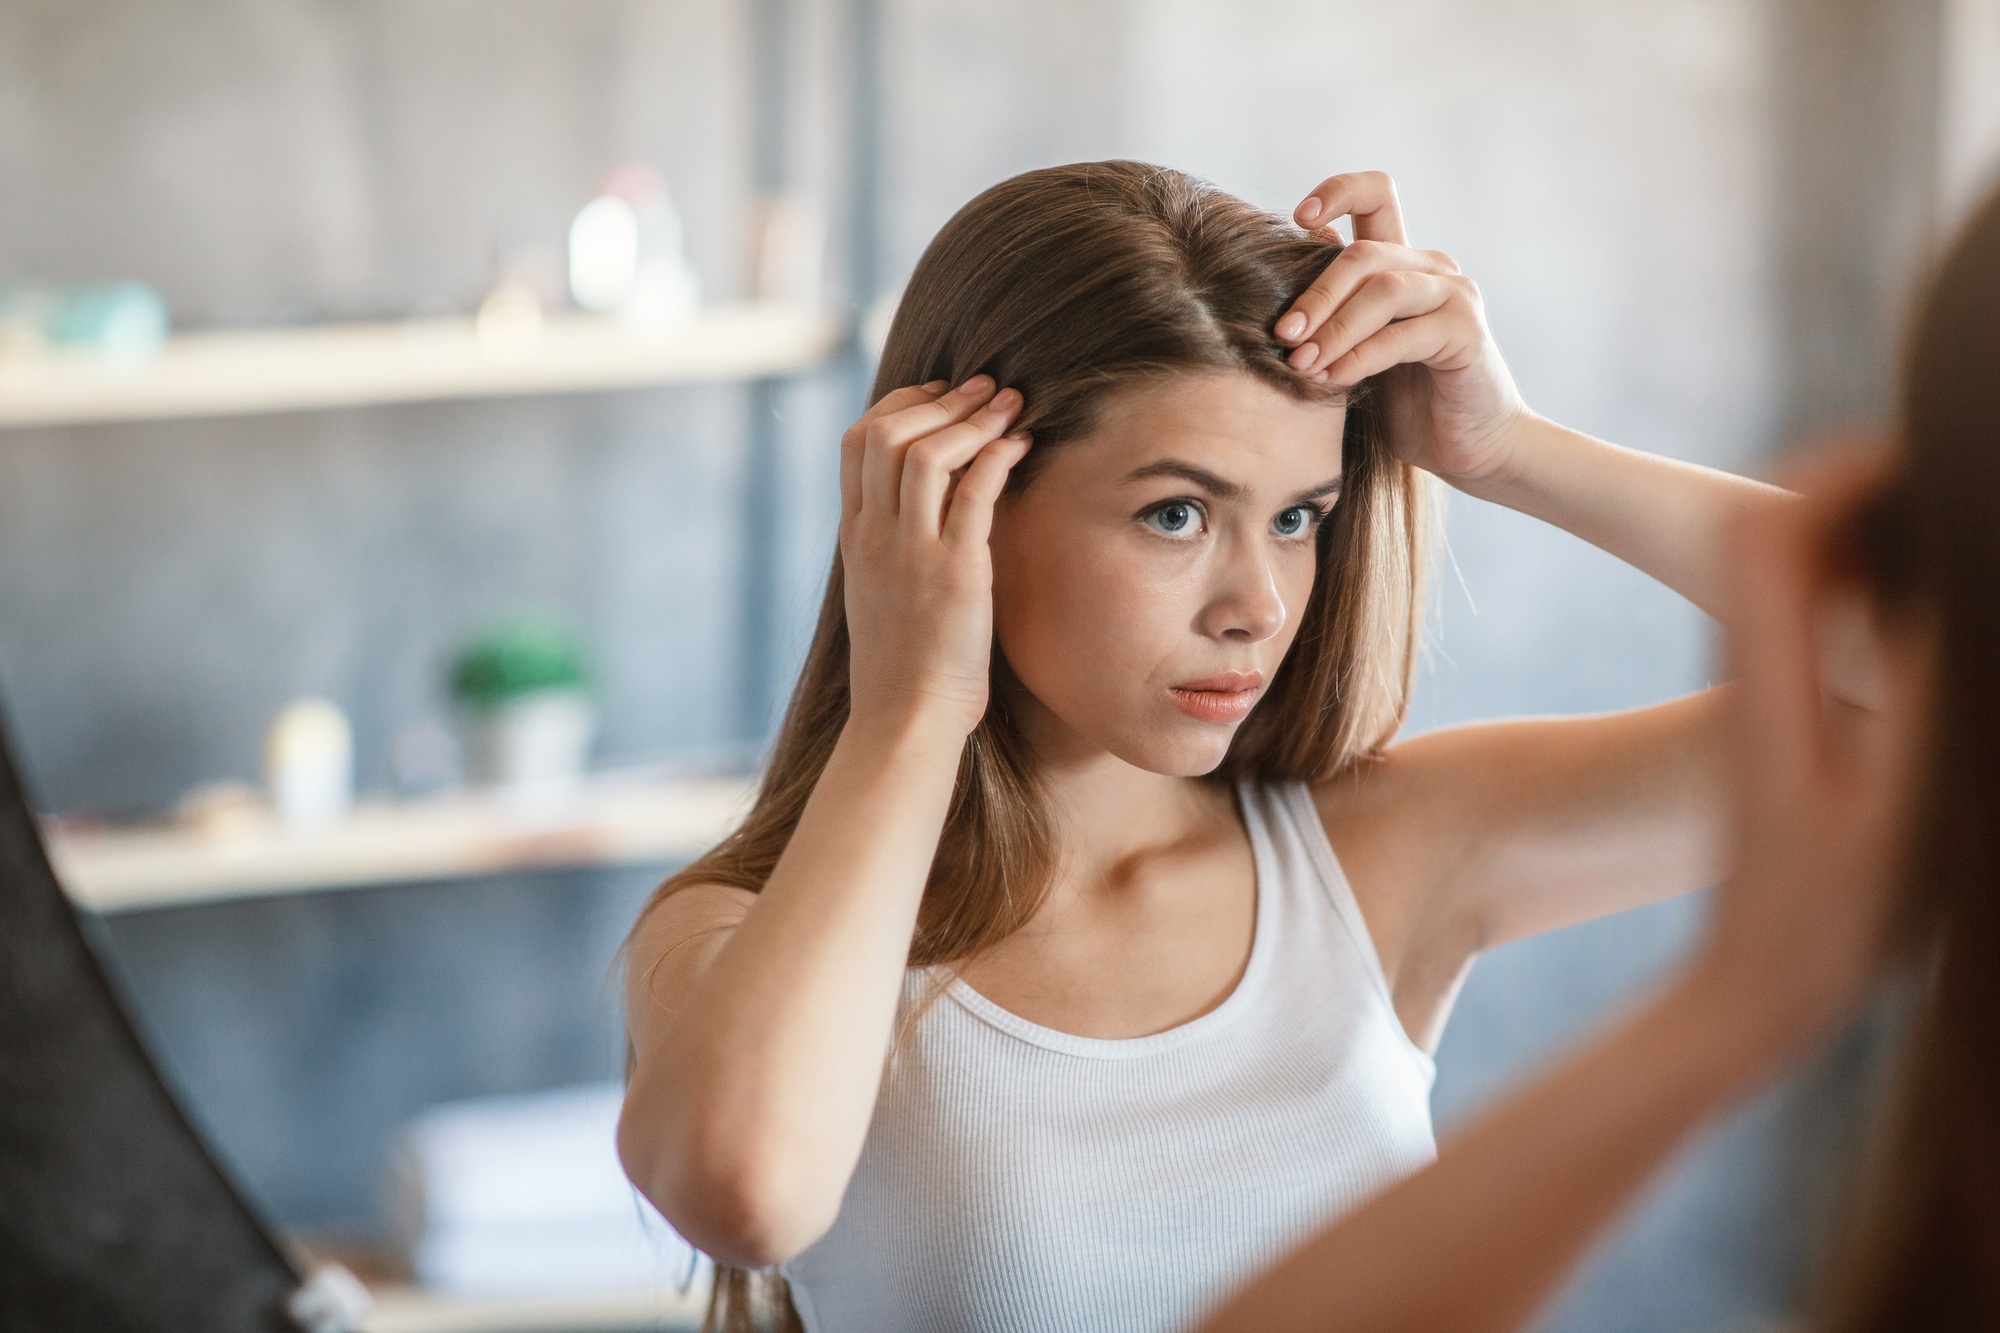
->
[1014,689,1229,893]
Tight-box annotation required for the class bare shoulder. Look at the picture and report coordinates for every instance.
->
[1309,734,1478,877]
[1302,714,1651,981]
[1309,743,1420,833]
[1305,692,1726,988]
[624,881,757,1036]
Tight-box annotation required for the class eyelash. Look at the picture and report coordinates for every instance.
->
[1137,498,1334,540]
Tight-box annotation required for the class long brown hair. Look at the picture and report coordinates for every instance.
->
[639,160,1429,1331]
[1810,186,2000,1329]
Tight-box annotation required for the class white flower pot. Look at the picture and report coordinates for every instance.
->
[464,691,596,809]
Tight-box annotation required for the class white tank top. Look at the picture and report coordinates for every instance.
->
[780,782,1437,1333]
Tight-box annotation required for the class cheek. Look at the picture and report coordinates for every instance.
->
[992,528,1175,696]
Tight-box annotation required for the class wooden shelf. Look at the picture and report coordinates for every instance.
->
[0,302,842,429]
[49,774,753,914]
[363,1284,705,1333]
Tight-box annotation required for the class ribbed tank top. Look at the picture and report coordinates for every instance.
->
[780,782,1438,1333]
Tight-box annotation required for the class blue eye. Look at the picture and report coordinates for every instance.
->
[1143,500,1203,537]
[1271,505,1321,538]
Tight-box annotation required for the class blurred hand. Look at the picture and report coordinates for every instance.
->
[1696,448,1929,1039]
[1278,171,1531,486]
[839,377,1031,739]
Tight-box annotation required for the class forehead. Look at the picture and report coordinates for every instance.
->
[1043,371,1347,492]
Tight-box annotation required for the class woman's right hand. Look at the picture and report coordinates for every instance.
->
[619,377,1028,1268]
[840,376,1031,738]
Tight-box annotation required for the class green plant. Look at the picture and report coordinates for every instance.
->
[449,616,593,712]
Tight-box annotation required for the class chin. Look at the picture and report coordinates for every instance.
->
[1106,720,1239,778]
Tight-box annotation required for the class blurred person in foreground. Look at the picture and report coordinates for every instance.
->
[1198,182,2000,1333]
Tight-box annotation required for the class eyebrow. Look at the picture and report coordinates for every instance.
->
[1124,459,1344,505]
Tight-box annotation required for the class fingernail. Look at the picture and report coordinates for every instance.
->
[1291,345,1321,372]
[990,387,1021,412]
[1276,312,1306,342]
[958,374,993,396]
[923,380,949,393]
[1004,429,1030,442]
[1298,198,1322,224]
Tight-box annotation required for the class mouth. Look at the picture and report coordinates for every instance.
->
[1165,671,1265,724]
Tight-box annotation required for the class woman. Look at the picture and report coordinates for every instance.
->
[1198,180,2000,1333]
[618,161,1779,1332]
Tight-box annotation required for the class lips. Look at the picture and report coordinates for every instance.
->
[1166,671,1265,724]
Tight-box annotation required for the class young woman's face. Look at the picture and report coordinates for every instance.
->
[989,371,1346,777]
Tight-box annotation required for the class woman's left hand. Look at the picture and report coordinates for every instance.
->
[1277,171,1531,487]
[1697,447,1922,1039]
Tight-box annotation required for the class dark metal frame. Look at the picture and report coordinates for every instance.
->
[0,709,301,1332]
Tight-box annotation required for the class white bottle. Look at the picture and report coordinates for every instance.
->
[266,699,354,829]
[567,196,641,314]
[567,164,700,333]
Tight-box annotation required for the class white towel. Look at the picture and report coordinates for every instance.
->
[390,1081,707,1298]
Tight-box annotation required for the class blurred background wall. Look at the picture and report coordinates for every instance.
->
[2,0,1996,1326]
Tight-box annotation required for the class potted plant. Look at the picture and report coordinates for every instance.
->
[450,616,597,808]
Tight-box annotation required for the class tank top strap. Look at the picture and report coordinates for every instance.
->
[1237,780,1433,1078]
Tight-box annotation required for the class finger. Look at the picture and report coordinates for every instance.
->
[1289,269,1463,374]
[900,387,1024,536]
[860,375,996,520]
[943,434,1032,549]
[868,375,999,452]
[1294,170,1407,244]
[1275,241,1460,347]
[868,380,951,421]
[1312,303,1479,389]
[843,382,946,524]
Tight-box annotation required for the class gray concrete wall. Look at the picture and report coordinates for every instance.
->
[0,0,795,819]
[0,0,1962,1320]
[0,0,846,1236]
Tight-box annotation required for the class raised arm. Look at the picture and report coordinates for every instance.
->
[617,378,1029,1267]
[1450,417,1783,622]
[1277,170,1789,622]
[1282,173,1792,1034]
[1201,458,1926,1333]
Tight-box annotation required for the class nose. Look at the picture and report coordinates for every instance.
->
[1195,535,1288,644]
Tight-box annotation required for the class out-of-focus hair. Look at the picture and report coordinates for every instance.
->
[1811,184,2000,1331]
